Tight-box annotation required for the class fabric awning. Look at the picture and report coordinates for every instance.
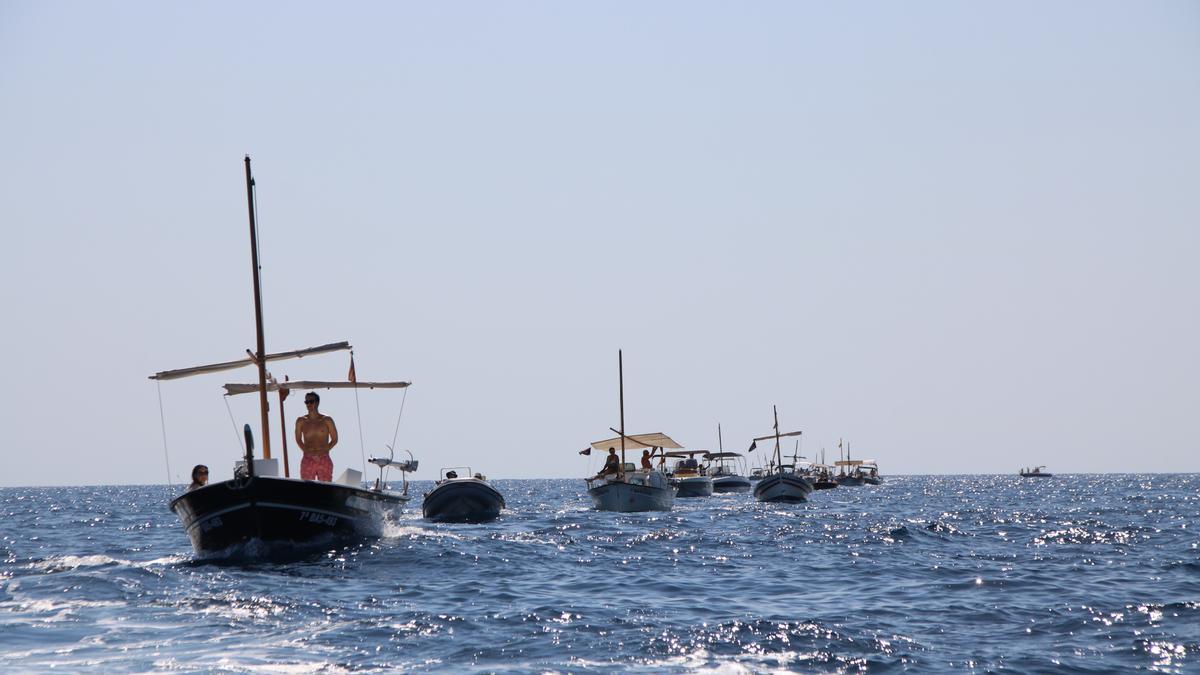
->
[590,432,682,452]
[703,452,743,459]
[150,341,352,381]
[835,460,863,466]
[224,380,410,396]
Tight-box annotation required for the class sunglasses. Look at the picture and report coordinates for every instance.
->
[305,400,317,404]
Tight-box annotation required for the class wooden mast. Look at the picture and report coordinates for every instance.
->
[244,155,271,461]
[773,405,781,473]
[618,350,625,467]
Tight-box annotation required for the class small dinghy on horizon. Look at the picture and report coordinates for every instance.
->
[422,468,505,522]
[1019,466,1054,478]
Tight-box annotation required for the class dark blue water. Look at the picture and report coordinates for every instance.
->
[2,475,1197,672]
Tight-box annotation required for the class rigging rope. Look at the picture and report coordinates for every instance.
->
[224,395,246,455]
[382,386,410,486]
[156,380,174,495]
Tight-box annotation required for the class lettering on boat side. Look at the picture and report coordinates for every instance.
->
[299,511,338,527]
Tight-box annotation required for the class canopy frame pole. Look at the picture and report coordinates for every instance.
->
[278,377,291,478]
[245,156,270,463]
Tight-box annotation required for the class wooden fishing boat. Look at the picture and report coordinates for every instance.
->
[1019,466,1054,478]
[583,351,677,512]
[751,407,813,503]
[153,157,416,557]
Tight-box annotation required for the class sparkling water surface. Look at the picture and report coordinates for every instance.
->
[1,475,1197,673]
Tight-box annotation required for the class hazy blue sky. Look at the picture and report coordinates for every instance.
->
[2,2,1197,487]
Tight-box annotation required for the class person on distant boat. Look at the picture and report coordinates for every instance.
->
[188,464,209,491]
[640,449,653,472]
[295,392,338,481]
[597,447,621,478]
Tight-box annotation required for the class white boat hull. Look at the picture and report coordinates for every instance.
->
[587,473,675,512]
[753,473,813,503]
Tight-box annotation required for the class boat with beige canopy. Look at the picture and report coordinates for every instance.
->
[583,351,679,512]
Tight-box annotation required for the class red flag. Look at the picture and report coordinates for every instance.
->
[348,356,357,383]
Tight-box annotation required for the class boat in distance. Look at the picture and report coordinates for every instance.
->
[705,452,752,493]
[422,468,505,522]
[584,351,678,513]
[665,451,714,498]
[751,407,813,504]
[585,431,680,512]
[1019,466,1054,478]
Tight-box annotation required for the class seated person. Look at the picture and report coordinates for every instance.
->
[640,449,653,471]
[596,447,621,478]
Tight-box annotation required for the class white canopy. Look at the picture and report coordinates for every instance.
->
[590,432,682,452]
[150,341,351,381]
[835,459,863,466]
[704,452,743,459]
[224,380,410,396]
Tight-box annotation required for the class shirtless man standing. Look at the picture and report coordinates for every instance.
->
[296,392,338,481]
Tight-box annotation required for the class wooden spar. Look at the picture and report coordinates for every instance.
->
[773,406,782,472]
[278,377,291,477]
[618,350,625,467]
[245,156,271,460]
[718,424,723,452]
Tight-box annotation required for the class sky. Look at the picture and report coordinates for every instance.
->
[1,2,1197,487]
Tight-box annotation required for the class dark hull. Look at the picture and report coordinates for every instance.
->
[712,475,752,493]
[863,476,882,485]
[672,477,714,498]
[837,475,866,487]
[753,474,813,503]
[422,480,505,523]
[1020,473,1054,478]
[170,476,407,557]
[810,479,838,490]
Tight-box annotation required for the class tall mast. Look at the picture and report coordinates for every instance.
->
[244,155,271,460]
[718,424,723,452]
[618,350,625,467]
[773,405,782,471]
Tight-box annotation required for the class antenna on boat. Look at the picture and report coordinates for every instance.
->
[244,155,271,461]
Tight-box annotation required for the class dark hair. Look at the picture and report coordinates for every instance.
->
[305,392,320,404]
[608,447,616,453]
[191,465,209,482]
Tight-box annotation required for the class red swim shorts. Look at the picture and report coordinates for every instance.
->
[300,454,333,481]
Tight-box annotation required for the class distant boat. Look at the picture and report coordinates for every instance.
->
[664,451,714,498]
[584,351,677,513]
[422,467,505,522]
[834,441,867,486]
[861,460,883,485]
[808,464,838,490]
[702,425,751,493]
[154,158,415,558]
[1019,466,1054,478]
[751,407,813,503]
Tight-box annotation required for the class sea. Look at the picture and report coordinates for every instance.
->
[1,475,1197,673]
